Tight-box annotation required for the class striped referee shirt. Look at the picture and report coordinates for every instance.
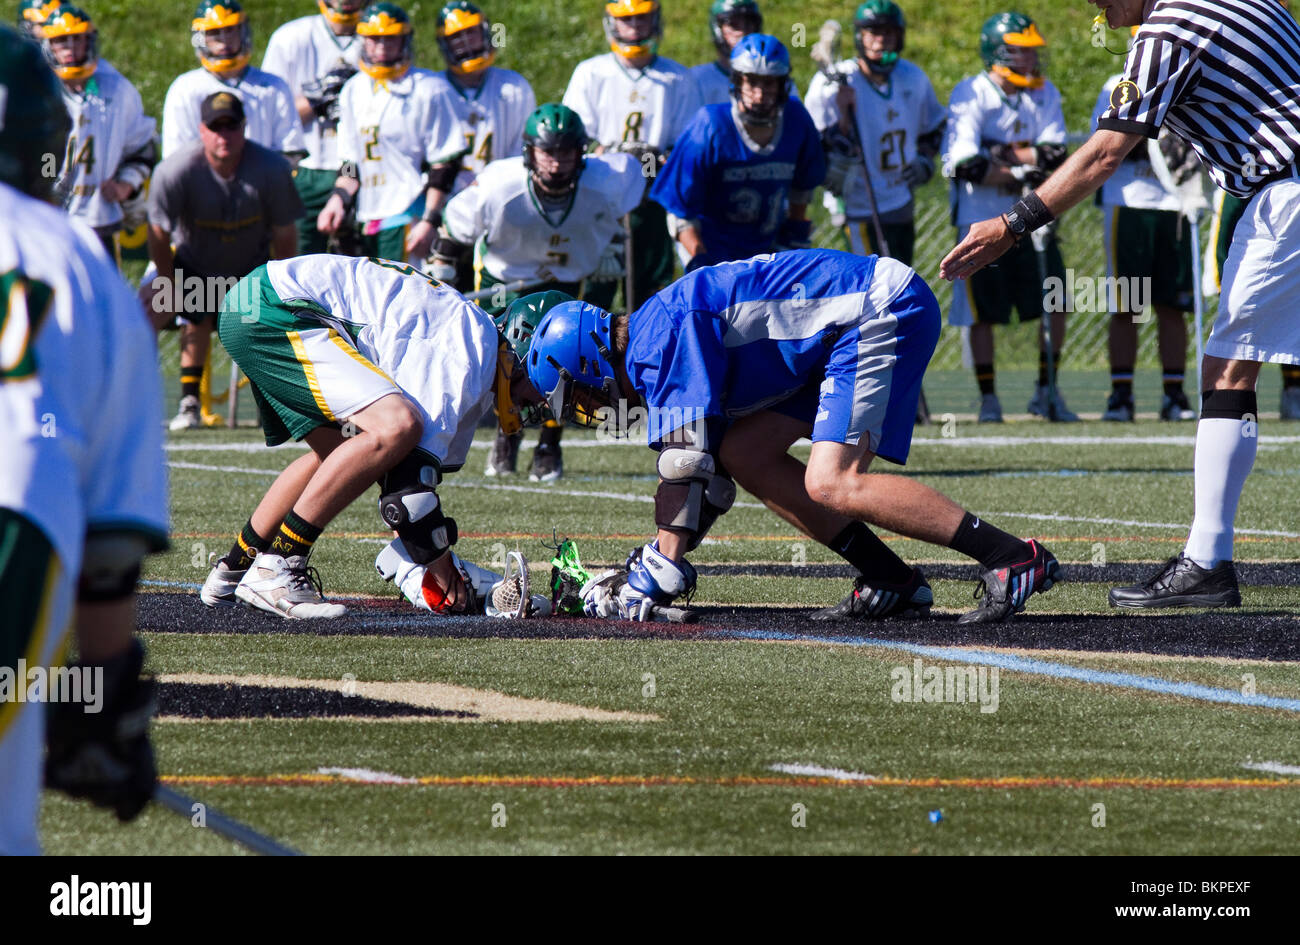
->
[1097,0,1300,197]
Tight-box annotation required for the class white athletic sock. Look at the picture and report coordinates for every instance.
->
[1184,417,1257,568]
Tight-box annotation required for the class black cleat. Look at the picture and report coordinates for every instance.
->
[811,567,933,620]
[1108,554,1241,609]
[958,539,1062,624]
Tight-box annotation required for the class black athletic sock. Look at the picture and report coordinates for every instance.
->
[538,420,563,449]
[180,369,202,401]
[1283,365,1300,390]
[1162,371,1185,397]
[224,520,271,570]
[975,363,996,396]
[947,512,1031,570]
[269,510,323,561]
[1037,349,1062,388]
[1111,366,1134,398]
[829,522,913,585]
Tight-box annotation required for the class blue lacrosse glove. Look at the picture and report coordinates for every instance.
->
[775,218,812,252]
[621,541,697,621]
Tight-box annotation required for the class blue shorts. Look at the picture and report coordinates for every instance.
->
[771,270,940,464]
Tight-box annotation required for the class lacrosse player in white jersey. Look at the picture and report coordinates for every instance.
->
[262,0,364,254]
[421,1,536,291]
[317,2,444,263]
[40,4,158,259]
[562,0,703,310]
[943,10,1076,424]
[0,28,170,854]
[161,0,305,161]
[200,254,550,619]
[804,1,945,269]
[436,103,643,481]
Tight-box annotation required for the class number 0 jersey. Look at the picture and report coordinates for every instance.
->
[0,181,169,577]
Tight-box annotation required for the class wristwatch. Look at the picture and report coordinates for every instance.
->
[1002,207,1028,239]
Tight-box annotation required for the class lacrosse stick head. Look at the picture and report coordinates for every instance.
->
[809,19,842,75]
[488,551,534,618]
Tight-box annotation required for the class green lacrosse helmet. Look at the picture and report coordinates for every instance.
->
[853,0,904,74]
[708,0,761,56]
[522,103,588,194]
[496,289,576,360]
[980,11,1046,89]
[0,25,72,201]
[17,0,60,38]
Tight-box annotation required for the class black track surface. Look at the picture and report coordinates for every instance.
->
[140,591,1300,661]
[156,682,472,719]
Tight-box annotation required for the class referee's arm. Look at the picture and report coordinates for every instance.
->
[939,128,1144,280]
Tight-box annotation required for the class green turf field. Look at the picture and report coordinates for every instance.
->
[40,412,1300,855]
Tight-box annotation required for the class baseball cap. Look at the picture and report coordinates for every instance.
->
[200,90,245,127]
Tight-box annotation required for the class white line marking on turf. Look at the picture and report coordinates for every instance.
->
[1241,760,1300,776]
[316,767,417,784]
[988,510,1300,538]
[769,763,876,781]
[911,434,1300,447]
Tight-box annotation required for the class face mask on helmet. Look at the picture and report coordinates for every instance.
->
[710,2,761,56]
[991,42,1045,89]
[41,7,98,82]
[357,6,413,81]
[981,15,1047,90]
[191,6,252,78]
[855,24,902,74]
[603,0,660,59]
[318,0,364,29]
[728,33,789,125]
[438,5,495,75]
[526,145,583,196]
[525,301,621,429]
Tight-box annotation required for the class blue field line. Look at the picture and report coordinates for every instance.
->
[714,629,1300,713]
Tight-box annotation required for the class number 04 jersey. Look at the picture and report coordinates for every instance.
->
[426,67,537,197]
[804,58,946,219]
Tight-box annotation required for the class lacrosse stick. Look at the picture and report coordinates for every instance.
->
[810,20,890,258]
[154,785,303,856]
[1029,208,1060,422]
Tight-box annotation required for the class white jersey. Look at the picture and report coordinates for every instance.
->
[161,66,306,159]
[337,68,442,223]
[261,14,362,171]
[805,58,945,219]
[426,68,536,196]
[264,255,498,469]
[443,153,644,283]
[562,53,702,151]
[57,62,157,228]
[943,72,1067,226]
[0,183,169,580]
[1093,75,1180,212]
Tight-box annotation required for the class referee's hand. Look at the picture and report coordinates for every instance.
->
[939,216,1016,281]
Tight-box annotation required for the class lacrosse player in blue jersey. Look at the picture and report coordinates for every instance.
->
[652,33,825,269]
[526,249,1064,624]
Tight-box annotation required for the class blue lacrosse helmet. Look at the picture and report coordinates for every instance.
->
[729,33,790,125]
[525,300,621,427]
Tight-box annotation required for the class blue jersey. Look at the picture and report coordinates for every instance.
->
[650,102,826,264]
[625,249,937,463]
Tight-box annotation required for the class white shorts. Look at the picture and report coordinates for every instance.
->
[1210,174,1300,365]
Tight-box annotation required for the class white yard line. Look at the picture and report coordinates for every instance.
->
[768,762,877,781]
[1241,760,1300,776]
[316,767,417,784]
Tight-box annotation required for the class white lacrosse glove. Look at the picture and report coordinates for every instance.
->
[429,256,458,283]
[590,240,626,282]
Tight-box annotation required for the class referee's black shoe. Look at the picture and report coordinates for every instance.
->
[1108,554,1241,609]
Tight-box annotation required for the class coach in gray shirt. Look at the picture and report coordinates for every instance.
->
[147,90,303,431]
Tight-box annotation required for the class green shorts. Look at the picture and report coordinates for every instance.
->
[1104,205,1193,311]
[1213,192,1250,289]
[0,510,60,685]
[948,229,1066,326]
[841,219,916,267]
[358,223,408,263]
[293,167,338,256]
[218,265,401,446]
[628,200,675,308]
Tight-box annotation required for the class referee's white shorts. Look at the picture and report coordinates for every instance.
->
[1211,171,1300,365]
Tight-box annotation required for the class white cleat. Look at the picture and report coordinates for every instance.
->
[199,553,246,608]
[169,394,202,431]
[235,552,347,619]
